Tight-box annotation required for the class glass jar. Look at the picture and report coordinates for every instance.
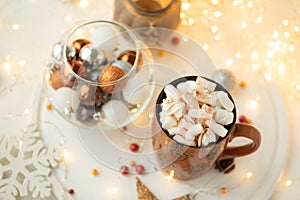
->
[113,0,181,29]
[43,20,155,130]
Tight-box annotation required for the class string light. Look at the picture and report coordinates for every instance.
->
[180,12,186,19]
[23,108,30,115]
[264,72,272,81]
[210,0,220,6]
[282,19,289,26]
[235,52,241,58]
[111,187,119,199]
[79,0,89,8]
[181,1,191,10]
[252,64,260,71]
[246,171,253,179]
[62,149,69,161]
[278,63,286,76]
[214,35,221,41]
[65,15,72,22]
[4,60,11,72]
[202,43,210,51]
[284,179,292,187]
[288,44,295,52]
[232,0,239,6]
[12,24,20,31]
[256,17,263,24]
[249,100,258,109]
[251,51,259,60]
[213,11,222,18]
[210,25,218,33]
[188,18,195,25]
[241,21,247,29]
[247,2,254,8]
[112,187,119,194]
[284,32,290,39]
[225,59,233,66]
[264,60,271,66]
[166,170,175,181]
[19,60,26,66]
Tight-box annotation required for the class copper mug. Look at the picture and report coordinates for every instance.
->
[152,76,261,180]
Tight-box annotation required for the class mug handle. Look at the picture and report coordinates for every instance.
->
[215,123,261,172]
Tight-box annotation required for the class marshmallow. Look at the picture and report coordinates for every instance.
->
[196,76,217,92]
[168,127,183,135]
[214,107,234,125]
[167,102,185,120]
[206,119,228,137]
[159,111,167,123]
[194,91,212,105]
[162,115,177,130]
[211,91,234,111]
[164,84,180,101]
[179,116,194,130]
[181,93,200,109]
[177,81,195,94]
[188,108,213,119]
[185,124,204,141]
[179,80,204,94]
[161,100,175,111]
[201,128,218,146]
[201,104,213,113]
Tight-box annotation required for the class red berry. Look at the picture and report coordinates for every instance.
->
[172,37,180,45]
[120,165,129,175]
[129,143,139,152]
[238,115,247,123]
[68,188,74,194]
[122,126,128,131]
[135,164,145,174]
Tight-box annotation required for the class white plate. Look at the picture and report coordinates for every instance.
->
[73,30,289,200]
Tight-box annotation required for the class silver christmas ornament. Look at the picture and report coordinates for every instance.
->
[66,45,76,59]
[93,112,102,121]
[52,42,64,61]
[84,69,101,82]
[79,44,106,69]
[211,69,236,91]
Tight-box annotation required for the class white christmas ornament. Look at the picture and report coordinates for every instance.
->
[0,125,64,200]
[102,100,130,127]
[91,27,119,59]
[52,87,79,116]
[122,77,148,105]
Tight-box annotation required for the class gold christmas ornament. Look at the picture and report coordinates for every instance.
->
[98,65,126,93]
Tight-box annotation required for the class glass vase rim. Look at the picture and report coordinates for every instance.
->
[62,19,142,86]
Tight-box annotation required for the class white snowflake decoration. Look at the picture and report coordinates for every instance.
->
[0,124,64,200]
